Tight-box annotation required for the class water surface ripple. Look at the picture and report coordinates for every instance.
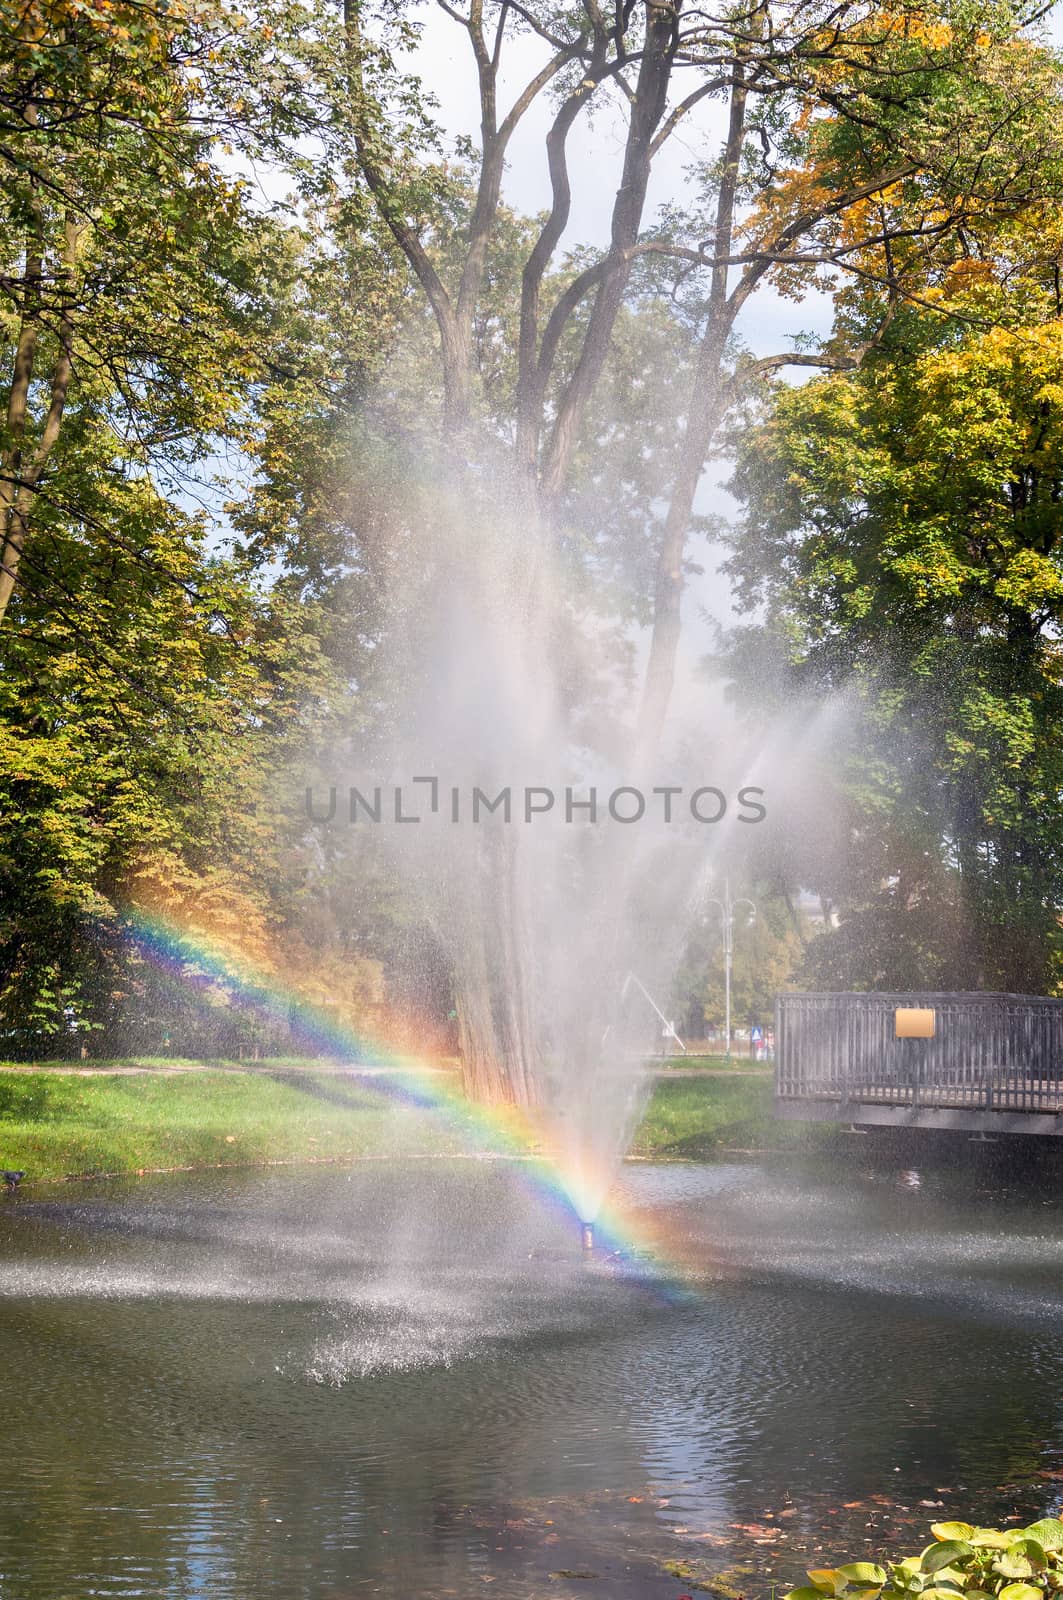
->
[2,1158,1063,1599]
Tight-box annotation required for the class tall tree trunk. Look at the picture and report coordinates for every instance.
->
[0,250,41,624]
[0,214,79,627]
[636,61,749,758]
[635,325,730,759]
[451,830,539,1104]
[540,0,680,498]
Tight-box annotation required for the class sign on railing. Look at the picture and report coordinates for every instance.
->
[895,1007,935,1039]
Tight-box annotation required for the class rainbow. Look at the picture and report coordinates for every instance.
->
[122,907,694,1292]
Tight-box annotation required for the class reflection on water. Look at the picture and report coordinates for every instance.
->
[2,1159,1063,1598]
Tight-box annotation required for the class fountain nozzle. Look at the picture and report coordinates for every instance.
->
[581,1221,595,1253]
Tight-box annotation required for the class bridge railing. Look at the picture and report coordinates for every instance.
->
[775,992,1063,1113]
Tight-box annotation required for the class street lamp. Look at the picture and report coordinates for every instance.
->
[703,878,756,1058]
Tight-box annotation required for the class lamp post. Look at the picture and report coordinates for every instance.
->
[703,878,756,1058]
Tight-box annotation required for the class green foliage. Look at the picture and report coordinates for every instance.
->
[5,0,1063,1060]
[726,288,1063,992]
[785,1521,1063,1600]
[0,468,333,1043]
[0,0,389,1051]
[675,893,803,1033]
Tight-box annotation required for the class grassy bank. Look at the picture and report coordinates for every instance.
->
[654,1053,771,1072]
[0,1060,813,1184]
[0,1067,486,1182]
[629,1071,817,1158]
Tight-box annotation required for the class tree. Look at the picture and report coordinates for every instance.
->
[0,2,393,1051]
[723,273,1063,991]
[0,0,266,625]
[261,0,1063,756]
[0,473,297,1046]
[7,0,1060,1083]
[247,0,1063,1098]
[674,891,802,1036]
[203,0,1063,1101]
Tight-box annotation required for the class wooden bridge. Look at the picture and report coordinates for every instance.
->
[774,991,1063,1135]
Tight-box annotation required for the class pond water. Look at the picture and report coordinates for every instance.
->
[3,1155,1063,1599]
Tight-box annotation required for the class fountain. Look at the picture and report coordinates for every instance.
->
[304,436,799,1234]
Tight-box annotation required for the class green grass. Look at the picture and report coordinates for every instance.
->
[632,1074,831,1158]
[632,1075,774,1157]
[0,1060,829,1184]
[653,1052,773,1072]
[0,1068,479,1183]
[0,1053,454,1073]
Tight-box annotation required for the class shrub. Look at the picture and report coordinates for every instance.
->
[786,1521,1063,1600]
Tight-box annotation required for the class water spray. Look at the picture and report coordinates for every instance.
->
[619,972,687,1053]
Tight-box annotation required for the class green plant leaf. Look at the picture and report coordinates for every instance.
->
[922,1544,975,1575]
[1025,1525,1063,1553]
[995,1554,1036,1579]
[808,1570,845,1594]
[998,1583,1043,1600]
[838,1566,888,1586]
[1014,1541,1047,1571]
